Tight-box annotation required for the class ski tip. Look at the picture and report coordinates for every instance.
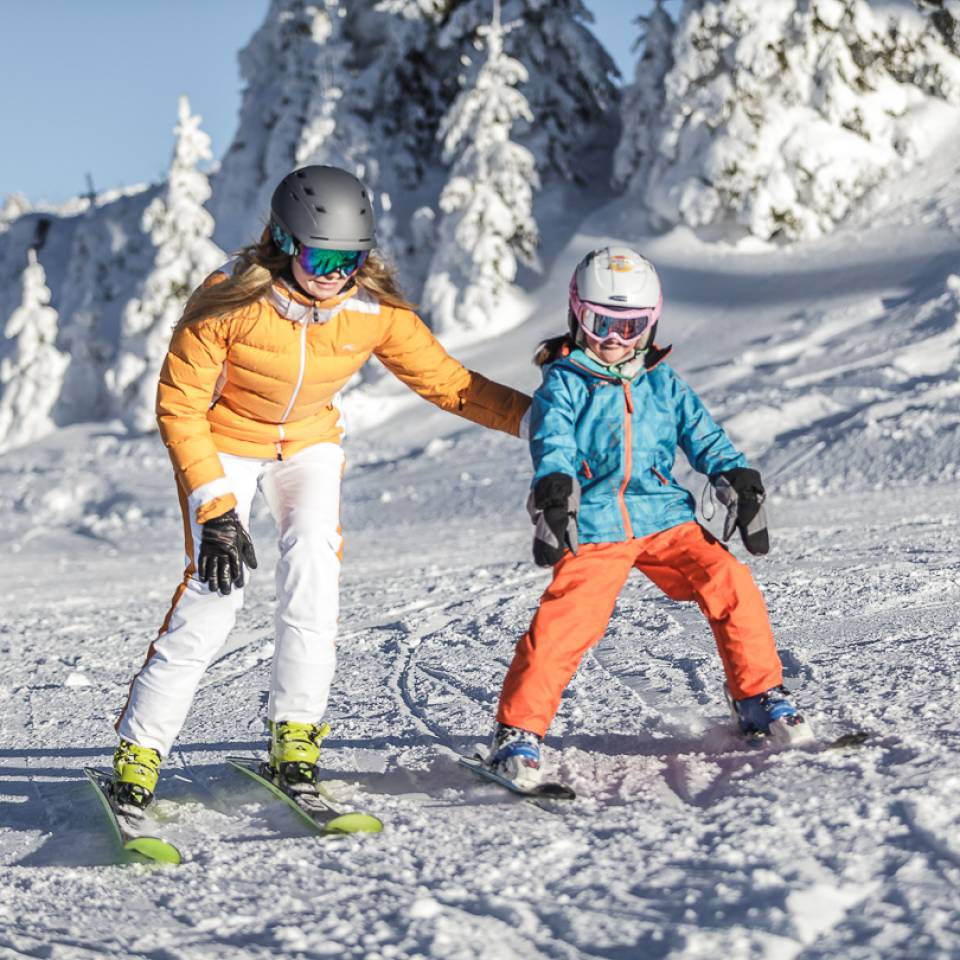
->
[123,836,182,865]
[322,812,383,835]
[825,730,871,750]
[534,783,577,800]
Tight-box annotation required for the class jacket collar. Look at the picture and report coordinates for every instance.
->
[267,278,359,325]
[563,345,673,382]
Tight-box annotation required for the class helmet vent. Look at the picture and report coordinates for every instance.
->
[303,187,315,196]
[314,205,326,213]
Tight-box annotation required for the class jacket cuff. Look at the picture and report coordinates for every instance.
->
[196,494,238,525]
[189,477,237,524]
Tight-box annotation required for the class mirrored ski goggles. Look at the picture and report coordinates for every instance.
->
[296,245,368,278]
[575,301,660,346]
[271,223,369,277]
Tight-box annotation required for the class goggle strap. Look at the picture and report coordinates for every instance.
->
[271,222,299,256]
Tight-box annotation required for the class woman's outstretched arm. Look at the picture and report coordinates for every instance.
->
[374,305,530,436]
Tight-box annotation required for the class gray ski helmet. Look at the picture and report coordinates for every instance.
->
[270,165,376,252]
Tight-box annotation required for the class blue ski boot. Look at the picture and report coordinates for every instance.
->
[485,723,543,789]
[728,685,815,746]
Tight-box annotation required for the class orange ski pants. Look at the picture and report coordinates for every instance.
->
[497,521,783,737]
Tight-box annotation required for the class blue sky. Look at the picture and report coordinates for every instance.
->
[0,1,643,205]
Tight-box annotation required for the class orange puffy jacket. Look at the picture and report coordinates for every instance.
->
[156,275,531,524]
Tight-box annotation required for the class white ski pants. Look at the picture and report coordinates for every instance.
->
[117,442,345,756]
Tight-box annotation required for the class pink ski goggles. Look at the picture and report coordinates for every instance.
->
[570,279,662,346]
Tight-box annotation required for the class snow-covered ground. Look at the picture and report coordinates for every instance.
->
[2,148,960,959]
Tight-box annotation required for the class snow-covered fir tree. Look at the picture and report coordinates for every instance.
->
[53,215,120,425]
[421,2,539,340]
[0,250,69,452]
[106,96,224,434]
[438,0,618,182]
[0,195,31,236]
[917,1,960,54]
[612,1,675,192]
[210,0,383,253]
[618,0,960,241]
[211,0,618,263]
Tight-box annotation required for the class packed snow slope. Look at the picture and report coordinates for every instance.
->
[2,152,960,959]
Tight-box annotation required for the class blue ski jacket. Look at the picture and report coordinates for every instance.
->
[529,347,748,544]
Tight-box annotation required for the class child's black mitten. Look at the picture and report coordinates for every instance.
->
[528,473,580,567]
[712,468,769,555]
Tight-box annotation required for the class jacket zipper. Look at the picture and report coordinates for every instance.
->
[277,322,308,459]
[651,466,669,486]
[619,381,635,540]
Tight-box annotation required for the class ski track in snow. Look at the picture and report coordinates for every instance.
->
[1,425,959,959]
[3,178,960,956]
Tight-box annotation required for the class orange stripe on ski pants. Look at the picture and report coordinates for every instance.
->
[496,521,783,738]
[115,480,196,735]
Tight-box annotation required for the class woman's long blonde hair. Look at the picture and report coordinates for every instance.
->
[177,228,416,329]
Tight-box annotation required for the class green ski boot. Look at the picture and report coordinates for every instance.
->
[112,739,161,809]
[268,720,330,786]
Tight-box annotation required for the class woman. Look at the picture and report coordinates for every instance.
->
[113,165,530,808]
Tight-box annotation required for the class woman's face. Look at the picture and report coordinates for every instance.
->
[291,258,353,300]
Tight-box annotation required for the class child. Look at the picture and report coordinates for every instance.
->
[484,246,813,788]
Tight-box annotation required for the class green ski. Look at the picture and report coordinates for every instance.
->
[226,756,382,835]
[83,767,182,865]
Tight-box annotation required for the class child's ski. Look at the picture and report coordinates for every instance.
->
[83,767,182,865]
[225,756,382,835]
[738,728,871,751]
[824,730,871,749]
[458,755,576,800]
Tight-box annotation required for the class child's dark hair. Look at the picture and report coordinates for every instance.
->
[533,308,579,366]
[533,335,576,367]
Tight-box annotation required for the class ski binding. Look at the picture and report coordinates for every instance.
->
[226,756,382,835]
[459,755,576,800]
[84,767,182,865]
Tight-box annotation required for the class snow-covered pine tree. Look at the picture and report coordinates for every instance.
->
[917,1,960,54]
[421,1,540,340]
[0,250,69,452]
[53,217,116,425]
[210,0,379,253]
[612,0,676,193]
[622,0,960,241]
[438,0,618,182]
[343,0,453,189]
[107,96,224,434]
[0,195,31,236]
[212,0,618,259]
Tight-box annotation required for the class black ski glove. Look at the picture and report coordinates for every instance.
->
[712,467,769,555]
[528,473,580,567]
[197,509,258,595]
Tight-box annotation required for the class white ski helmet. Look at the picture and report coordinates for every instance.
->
[569,246,662,347]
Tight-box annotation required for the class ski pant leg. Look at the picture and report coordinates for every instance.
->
[116,453,264,756]
[633,522,782,700]
[258,442,344,724]
[496,542,636,738]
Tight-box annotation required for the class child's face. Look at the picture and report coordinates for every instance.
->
[586,334,634,365]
